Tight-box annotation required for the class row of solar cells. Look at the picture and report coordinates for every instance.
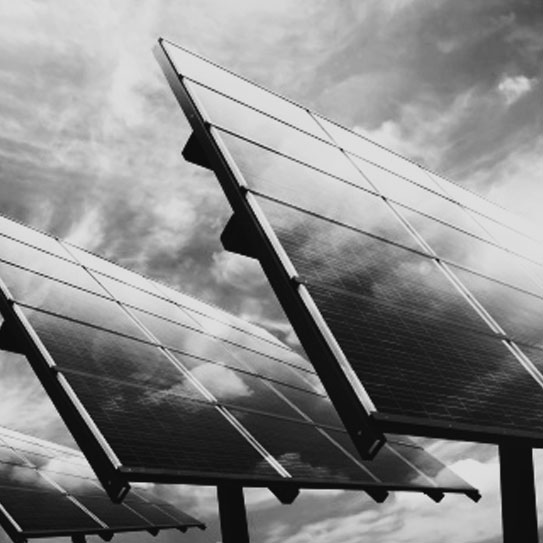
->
[0,214,475,490]
[160,40,543,436]
[0,426,203,539]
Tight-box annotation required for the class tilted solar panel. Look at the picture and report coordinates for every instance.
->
[0,213,477,502]
[155,38,543,454]
[0,426,203,542]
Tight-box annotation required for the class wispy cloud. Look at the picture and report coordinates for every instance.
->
[498,74,536,105]
[0,2,542,543]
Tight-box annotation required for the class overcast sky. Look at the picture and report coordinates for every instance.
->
[0,1,542,542]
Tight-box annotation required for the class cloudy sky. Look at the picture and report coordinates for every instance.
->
[0,0,542,542]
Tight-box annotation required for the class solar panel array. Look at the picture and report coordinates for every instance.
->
[0,426,203,542]
[156,38,543,449]
[0,213,477,501]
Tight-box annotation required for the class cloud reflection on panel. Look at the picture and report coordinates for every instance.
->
[202,112,543,434]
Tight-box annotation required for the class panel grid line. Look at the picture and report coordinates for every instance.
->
[158,39,543,444]
[0,434,111,529]
[59,240,293,480]
[308,117,543,397]
[208,125,543,273]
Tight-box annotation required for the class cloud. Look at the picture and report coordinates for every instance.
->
[190,363,252,400]
[0,3,541,543]
[0,350,69,445]
[211,251,267,292]
[498,74,535,105]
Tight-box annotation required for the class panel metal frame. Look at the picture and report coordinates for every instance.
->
[155,38,543,449]
[154,38,385,460]
[0,520,202,543]
[0,427,206,541]
[0,276,129,503]
[0,239,479,500]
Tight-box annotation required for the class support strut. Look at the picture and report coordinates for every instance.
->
[499,444,538,543]
[217,484,250,543]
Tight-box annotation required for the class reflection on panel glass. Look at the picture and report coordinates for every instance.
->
[254,196,490,334]
[395,205,543,297]
[161,40,327,138]
[186,81,364,187]
[307,281,543,431]
[2,265,148,341]
[316,116,443,194]
[0,427,204,539]
[216,129,419,250]
[452,268,543,349]
[469,212,543,267]
[351,157,495,243]
[0,210,477,494]
[159,40,543,440]
[429,172,535,234]
[0,236,103,295]
[0,216,71,259]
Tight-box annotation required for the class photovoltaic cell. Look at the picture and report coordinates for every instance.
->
[155,38,543,447]
[0,212,477,499]
[0,427,204,541]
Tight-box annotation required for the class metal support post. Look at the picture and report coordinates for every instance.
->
[217,484,250,543]
[499,444,538,543]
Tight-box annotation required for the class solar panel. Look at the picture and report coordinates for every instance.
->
[155,38,543,453]
[0,213,478,503]
[0,426,204,542]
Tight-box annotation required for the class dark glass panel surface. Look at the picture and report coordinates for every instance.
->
[429,172,543,242]
[0,485,101,532]
[218,130,419,250]
[255,196,490,334]
[135,308,321,403]
[77,496,150,528]
[472,213,543,267]
[3,267,147,340]
[270,382,343,429]
[0,237,104,295]
[151,503,202,526]
[187,81,364,186]
[389,437,470,489]
[157,282,293,351]
[66,244,163,294]
[162,41,327,138]
[169,350,307,420]
[154,290,317,374]
[308,282,543,433]
[131,307,230,363]
[0,459,49,490]
[395,205,543,297]
[352,157,495,242]
[21,310,185,393]
[452,267,543,349]
[184,306,316,374]
[123,501,185,526]
[0,427,203,533]
[0,445,27,468]
[517,345,543,377]
[324,431,418,485]
[22,307,206,399]
[218,128,373,192]
[41,471,104,498]
[63,372,280,479]
[0,439,90,478]
[210,337,320,392]
[93,272,198,328]
[229,409,374,483]
[0,215,71,259]
[315,116,444,194]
